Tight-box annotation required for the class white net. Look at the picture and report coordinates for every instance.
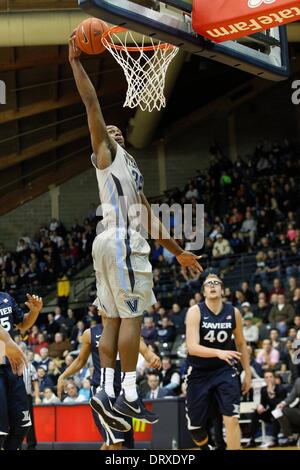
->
[102,28,179,112]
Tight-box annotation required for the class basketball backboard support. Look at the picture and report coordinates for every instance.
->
[79,0,289,81]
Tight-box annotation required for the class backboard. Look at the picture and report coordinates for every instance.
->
[79,0,289,81]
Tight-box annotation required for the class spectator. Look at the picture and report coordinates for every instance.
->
[269,294,295,336]
[245,345,263,378]
[243,314,259,347]
[241,281,254,304]
[269,278,285,297]
[37,347,51,372]
[256,339,280,370]
[169,303,186,335]
[53,306,66,328]
[277,378,300,446]
[46,313,60,341]
[244,370,286,448]
[63,383,86,404]
[253,297,271,324]
[43,387,60,404]
[79,378,91,402]
[269,329,284,353]
[285,277,298,304]
[37,367,54,397]
[48,332,71,359]
[160,357,181,395]
[212,234,233,275]
[56,273,70,314]
[265,250,280,281]
[292,288,300,315]
[27,325,40,348]
[63,308,76,336]
[157,317,176,345]
[47,360,61,386]
[145,374,173,399]
[70,320,86,350]
[84,304,98,326]
[141,317,158,345]
[279,337,300,383]
[33,333,49,355]
[240,211,257,247]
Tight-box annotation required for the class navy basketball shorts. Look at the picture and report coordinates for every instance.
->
[186,365,241,430]
[90,386,134,448]
[0,365,31,435]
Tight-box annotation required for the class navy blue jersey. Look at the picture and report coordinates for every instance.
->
[187,301,236,371]
[0,292,24,338]
[90,324,103,387]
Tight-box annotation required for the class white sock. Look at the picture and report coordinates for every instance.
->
[101,367,115,398]
[122,371,138,402]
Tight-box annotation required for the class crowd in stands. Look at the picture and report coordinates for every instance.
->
[2,139,300,444]
[0,203,98,305]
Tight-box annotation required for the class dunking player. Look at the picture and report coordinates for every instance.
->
[186,274,251,450]
[57,310,161,449]
[0,292,43,450]
[69,34,203,430]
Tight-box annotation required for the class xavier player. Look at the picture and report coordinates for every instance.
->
[0,292,43,450]
[186,274,251,450]
[69,34,203,429]
[57,311,161,450]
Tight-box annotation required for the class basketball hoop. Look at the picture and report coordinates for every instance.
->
[101,27,179,112]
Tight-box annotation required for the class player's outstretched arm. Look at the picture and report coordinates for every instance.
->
[0,326,27,375]
[57,329,91,400]
[233,308,251,395]
[68,33,115,170]
[140,192,203,275]
[16,294,43,333]
[186,306,242,363]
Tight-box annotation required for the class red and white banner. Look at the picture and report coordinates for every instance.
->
[192,0,300,43]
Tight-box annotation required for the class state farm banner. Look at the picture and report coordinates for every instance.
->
[192,0,300,43]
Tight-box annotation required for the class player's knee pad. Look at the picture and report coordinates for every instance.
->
[3,426,30,450]
[190,427,209,448]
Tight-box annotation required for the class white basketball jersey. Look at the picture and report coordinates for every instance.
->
[91,143,147,243]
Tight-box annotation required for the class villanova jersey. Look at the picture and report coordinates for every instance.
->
[91,143,147,242]
[90,324,103,387]
[0,292,24,366]
[187,301,236,371]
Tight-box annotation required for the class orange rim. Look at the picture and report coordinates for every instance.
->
[101,26,176,52]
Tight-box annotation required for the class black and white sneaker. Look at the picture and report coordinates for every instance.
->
[113,393,159,424]
[90,389,131,432]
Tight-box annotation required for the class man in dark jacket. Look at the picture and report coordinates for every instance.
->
[277,377,300,446]
[244,370,286,448]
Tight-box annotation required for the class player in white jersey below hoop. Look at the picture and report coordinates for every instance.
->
[69,32,203,429]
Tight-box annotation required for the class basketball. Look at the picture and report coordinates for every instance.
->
[75,18,109,55]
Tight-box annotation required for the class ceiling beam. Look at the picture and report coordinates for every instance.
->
[0,126,90,170]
